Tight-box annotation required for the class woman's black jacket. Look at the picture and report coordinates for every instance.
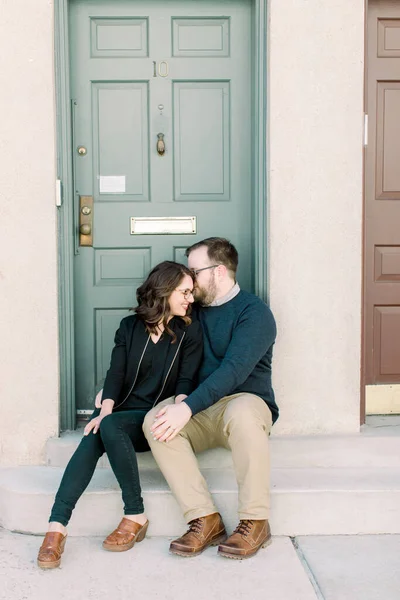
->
[102,314,203,409]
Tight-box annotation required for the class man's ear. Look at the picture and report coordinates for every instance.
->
[216,264,228,279]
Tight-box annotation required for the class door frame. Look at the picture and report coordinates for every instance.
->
[361,0,367,424]
[55,0,269,430]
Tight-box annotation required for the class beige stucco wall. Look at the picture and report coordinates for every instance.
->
[269,0,364,433]
[0,1,59,465]
[0,0,365,463]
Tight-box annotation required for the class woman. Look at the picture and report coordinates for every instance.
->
[37,261,202,569]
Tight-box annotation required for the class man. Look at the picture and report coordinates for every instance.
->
[143,237,278,559]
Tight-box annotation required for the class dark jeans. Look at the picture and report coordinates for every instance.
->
[49,408,150,526]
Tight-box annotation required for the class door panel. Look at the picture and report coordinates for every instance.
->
[172,18,230,57]
[94,82,150,201]
[70,0,252,412]
[366,1,400,389]
[91,17,149,58]
[173,81,230,200]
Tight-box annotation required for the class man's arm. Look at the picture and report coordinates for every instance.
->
[183,302,276,416]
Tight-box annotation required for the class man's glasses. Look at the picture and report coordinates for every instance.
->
[190,265,219,277]
[175,288,194,300]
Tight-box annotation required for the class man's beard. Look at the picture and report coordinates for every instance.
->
[194,271,218,306]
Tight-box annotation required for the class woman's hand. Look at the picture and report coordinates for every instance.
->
[84,415,103,436]
[94,389,103,408]
[84,399,114,435]
[151,403,192,442]
[175,394,187,404]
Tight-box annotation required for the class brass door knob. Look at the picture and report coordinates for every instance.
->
[80,224,91,235]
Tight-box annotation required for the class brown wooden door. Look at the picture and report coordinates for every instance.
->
[365,0,400,386]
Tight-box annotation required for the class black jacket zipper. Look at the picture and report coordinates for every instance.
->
[114,335,151,409]
[114,331,186,410]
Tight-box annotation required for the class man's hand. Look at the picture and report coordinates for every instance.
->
[175,394,188,404]
[95,389,103,408]
[151,403,192,442]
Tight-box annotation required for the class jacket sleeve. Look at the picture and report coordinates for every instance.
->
[101,318,129,403]
[174,320,204,397]
[183,303,276,416]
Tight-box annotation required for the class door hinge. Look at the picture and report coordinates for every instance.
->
[363,114,368,147]
[56,178,63,207]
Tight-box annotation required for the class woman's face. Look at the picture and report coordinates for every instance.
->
[168,274,195,317]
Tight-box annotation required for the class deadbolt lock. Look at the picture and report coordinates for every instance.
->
[77,146,87,156]
[81,206,91,216]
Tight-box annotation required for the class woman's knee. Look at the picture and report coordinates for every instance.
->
[99,413,119,441]
[143,397,175,438]
[143,408,158,439]
[71,430,105,461]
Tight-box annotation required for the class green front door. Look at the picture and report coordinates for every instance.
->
[69,0,253,413]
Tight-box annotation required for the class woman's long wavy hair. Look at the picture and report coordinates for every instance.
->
[133,261,194,342]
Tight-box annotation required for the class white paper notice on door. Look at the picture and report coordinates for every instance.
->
[99,175,126,194]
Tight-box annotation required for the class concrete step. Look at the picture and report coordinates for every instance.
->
[1,465,400,537]
[46,428,400,469]
[46,431,234,469]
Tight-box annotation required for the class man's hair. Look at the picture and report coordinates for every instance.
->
[185,237,239,277]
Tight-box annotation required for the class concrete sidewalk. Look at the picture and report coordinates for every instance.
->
[1,530,399,600]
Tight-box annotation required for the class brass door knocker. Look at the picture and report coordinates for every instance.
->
[157,133,165,156]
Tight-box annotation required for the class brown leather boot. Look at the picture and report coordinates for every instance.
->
[218,519,272,559]
[37,532,67,569]
[102,518,149,552]
[170,512,227,557]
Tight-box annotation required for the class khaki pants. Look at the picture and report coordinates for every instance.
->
[143,393,273,523]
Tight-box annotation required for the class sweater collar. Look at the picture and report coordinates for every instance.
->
[209,283,240,307]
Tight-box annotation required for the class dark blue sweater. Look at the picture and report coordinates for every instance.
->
[183,290,278,423]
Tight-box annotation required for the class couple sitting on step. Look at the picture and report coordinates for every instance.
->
[37,237,278,569]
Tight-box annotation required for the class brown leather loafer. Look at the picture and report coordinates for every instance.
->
[102,518,149,552]
[218,519,272,559]
[37,532,67,569]
[170,512,227,557]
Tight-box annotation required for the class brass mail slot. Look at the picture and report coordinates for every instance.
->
[130,216,196,235]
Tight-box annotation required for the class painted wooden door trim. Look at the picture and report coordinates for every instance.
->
[254,0,268,300]
[55,0,76,430]
[55,0,269,430]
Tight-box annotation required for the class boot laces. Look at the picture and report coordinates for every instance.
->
[234,519,253,537]
[188,518,203,535]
